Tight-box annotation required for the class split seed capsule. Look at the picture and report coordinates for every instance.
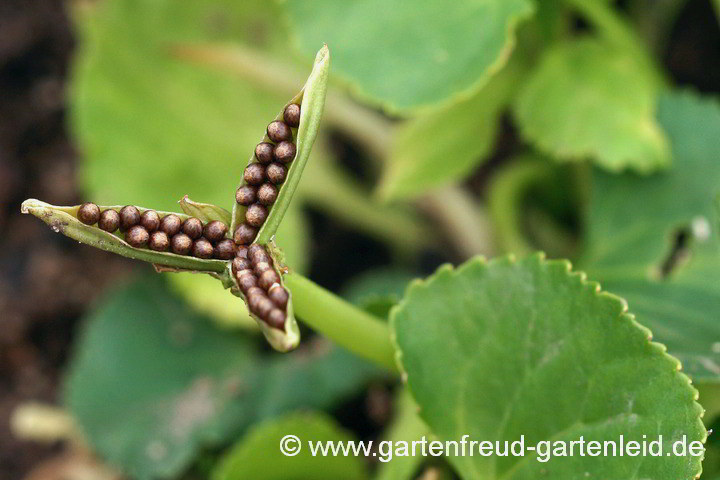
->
[78,202,100,225]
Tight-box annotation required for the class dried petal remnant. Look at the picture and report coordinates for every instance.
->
[78,202,100,225]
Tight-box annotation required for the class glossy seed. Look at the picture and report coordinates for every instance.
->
[248,291,271,314]
[78,202,100,225]
[254,296,275,320]
[283,103,301,128]
[119,205,140,230]
[255,142,275,164]
[148,231,169,251]
[236,245,248,259]
[259,268,280,290]
[235,185,256,206]
[237,272,257,293]
[245,204,268,227]
[182,217,203,239]
[126,225,149,247]
[232,256,252,274]
[267,120,292,143]
[268,285,289,309]
[254,261,272,275]
[215,238,236,259]
[244,163,265,186]
[267,308,286,329]
[159,214,182,236]
[98,209,120,232]
[140,210,160,232]
[204,220,228,243]
[266,163,286,184]
[192,238,214,259]
[171,233,193,255]
[233,223,257,245]
[273,141,296,163]
[246,286,264,299]
[247,244,269,264]
[256,183,278,206]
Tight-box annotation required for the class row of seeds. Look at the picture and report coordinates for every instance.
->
[77,203,236,259]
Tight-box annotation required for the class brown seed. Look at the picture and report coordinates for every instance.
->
[255,142,275,164]
[193,238,214,259]
[233,223,257,245]
[246,204,268,227]
[160,214,182,236]
[215,238,235,259]
[247,244,269,263]
[236,245,248,259]
[244,163,266,185]
[283,103,301,128]
[78,202,100,225]
[254,296,275,320]
[182,217,203,239]
[274,141,296,163]
[268,285,289,309]
[247,290,270,313]
[267,308,286,329]
[140,210,160,232]
[235,185,256,206]
[267,120,292,142]
[237,272,257,293]
[266,163,287,184]
[171,233,193,255]
[149,231,170,251]
[246,286,264,299]
[98,209,120,232]
[204,220,228,243]
[119,205,140,230]
[259,268,280,290]
[126,225,149,247]
[232,256,252,274]
[254,261,272,275]
[256,183,278,206]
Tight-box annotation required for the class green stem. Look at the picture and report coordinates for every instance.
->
[284,272,398,373]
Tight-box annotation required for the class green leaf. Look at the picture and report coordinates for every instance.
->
[392,254,705,480]
[65,277,383,480]
[379,54,525,200]
[582,90,720,382]
[282,0,534,113]
[342,268,416,319]
[213,413,368,480]
[514,38,669,173]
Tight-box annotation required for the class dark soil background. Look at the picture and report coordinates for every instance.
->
[0,0,717,478]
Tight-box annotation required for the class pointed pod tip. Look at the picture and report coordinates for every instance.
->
[21,198,47,215]
[315,44,330,65]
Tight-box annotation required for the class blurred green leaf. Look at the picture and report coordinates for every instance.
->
[514,38,669,173]
[282,0,534,113]
[213,412,368,480]
[379,54,525,200]
[392,255,705,480]
[65,277,383,479]
[71,0,310,317]
[582,90,720,382]
[342,268,416,320]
